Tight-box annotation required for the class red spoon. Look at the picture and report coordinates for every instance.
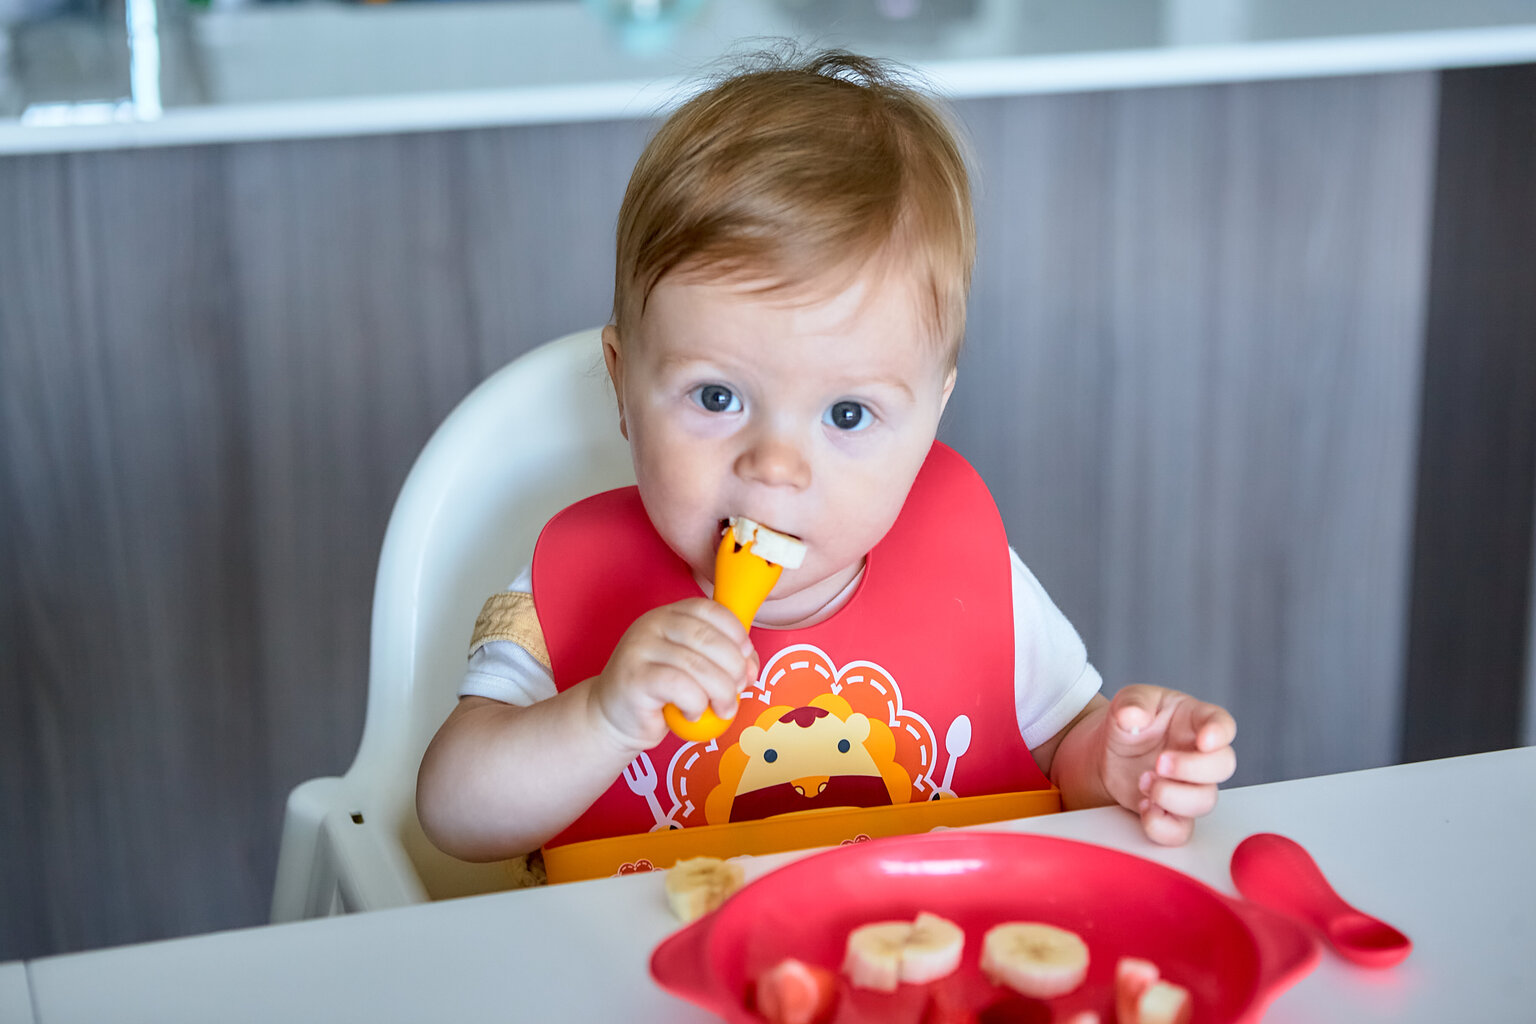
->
[1230,832,1412,968]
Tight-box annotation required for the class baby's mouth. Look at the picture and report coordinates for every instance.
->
[716,517,801,540]
[717,516,807,570]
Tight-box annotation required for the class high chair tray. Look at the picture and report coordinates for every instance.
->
[540,787,1061,883]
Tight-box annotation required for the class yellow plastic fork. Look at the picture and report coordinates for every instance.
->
[663,530,785,741]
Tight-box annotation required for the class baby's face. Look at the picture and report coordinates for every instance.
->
[604,265,955,626]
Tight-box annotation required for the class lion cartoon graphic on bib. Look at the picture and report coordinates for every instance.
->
[661,644,947,828]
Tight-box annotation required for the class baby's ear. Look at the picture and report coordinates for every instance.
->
[600,324,628,439]
[939,366,957,414]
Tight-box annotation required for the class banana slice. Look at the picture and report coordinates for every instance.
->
[727,516,806,569]
[842,912,965,991]
[979,922,1089,999]
[842,921,910,992]
[902,912,967,984]
[664,856,744,923]
[1134,979,1192,1024]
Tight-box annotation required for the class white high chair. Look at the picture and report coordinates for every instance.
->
[270,327,635,921]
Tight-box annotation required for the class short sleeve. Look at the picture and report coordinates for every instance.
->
[1010,548,1103,747]
[459,565,558,707]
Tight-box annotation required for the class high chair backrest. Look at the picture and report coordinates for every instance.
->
[274,328,635,912]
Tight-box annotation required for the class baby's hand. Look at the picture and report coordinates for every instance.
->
[1101,685,1237,846]
[589,598,758,751]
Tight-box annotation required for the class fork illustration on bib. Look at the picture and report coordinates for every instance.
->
[623,752,679,831]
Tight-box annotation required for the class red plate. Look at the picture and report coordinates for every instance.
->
[651,831,1317,1023]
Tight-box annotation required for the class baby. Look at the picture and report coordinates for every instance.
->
[417,50,1236,863]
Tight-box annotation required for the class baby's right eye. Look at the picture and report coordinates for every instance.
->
[691,384,741,414]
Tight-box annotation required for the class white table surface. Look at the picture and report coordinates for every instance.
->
[0,962,34,1024]
[22,746,1536,1023]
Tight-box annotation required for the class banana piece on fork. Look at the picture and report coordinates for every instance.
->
[663,517,806,741]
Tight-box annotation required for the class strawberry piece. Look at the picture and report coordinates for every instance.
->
[755,957,839,1024]
[975,994,1051,1024]
[1114,957,1160,1023]
[920,1000,978,1024]
[920,987,979,1024]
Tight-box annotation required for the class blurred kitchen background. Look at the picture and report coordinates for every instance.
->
[2,0,1534,963]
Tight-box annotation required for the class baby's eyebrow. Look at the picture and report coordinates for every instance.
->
[653,351,719,374]
[831,374,915,400]
[653,350,916,401]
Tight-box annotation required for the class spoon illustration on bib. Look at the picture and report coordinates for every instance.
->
[1230,832,1412,968]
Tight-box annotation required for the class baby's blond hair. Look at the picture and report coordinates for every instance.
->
[612,49,975,366]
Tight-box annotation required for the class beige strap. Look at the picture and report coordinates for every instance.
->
[469,591,551,672]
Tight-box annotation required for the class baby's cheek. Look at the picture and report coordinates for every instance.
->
[634,478,712,561]
[832,489,907,556]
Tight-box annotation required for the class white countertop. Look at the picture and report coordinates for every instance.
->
[4,0,1536,154]
[18,747,1536,1023]
[0,961,33,1024]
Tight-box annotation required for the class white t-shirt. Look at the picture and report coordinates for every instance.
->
[461,546,1101,749]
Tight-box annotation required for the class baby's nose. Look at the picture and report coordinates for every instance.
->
[735,433,811,489]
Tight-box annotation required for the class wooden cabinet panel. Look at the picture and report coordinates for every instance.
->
[1403,64,1536,762]
[947,74,1437,785]
[0,120,651,958]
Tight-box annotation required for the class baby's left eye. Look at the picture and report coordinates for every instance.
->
[691,384,741,414]
[824,401,870,431]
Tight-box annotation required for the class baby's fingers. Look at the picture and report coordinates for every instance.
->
[659,602,758,717]
[651,649,749,721]
[1139,773,1219,819]
[1190,702,1238,752]
[1138,803,1195,847]
[602,601,755,725]
[1154,746,1236,786]
[1107,684,1163,738]
[659,599,755,673]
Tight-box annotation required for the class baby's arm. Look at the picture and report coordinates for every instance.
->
[1033,686,1237,846]
[416,597,756,861]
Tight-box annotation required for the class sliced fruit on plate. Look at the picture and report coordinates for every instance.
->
[1114,957,1160,1023]
[919,987,979,1024]
[1111,956,1191,1024]
[663,856,743,923]
[923,991,1081,1024]
[753,957,838,1024]
[973,993,1051,1024]
[979,922,1090,999]
[904,912,968,984]
[1134,980,1192,1024]
[842,912,966,991]
[921,1003,979,1024]
[842,921,911,992]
